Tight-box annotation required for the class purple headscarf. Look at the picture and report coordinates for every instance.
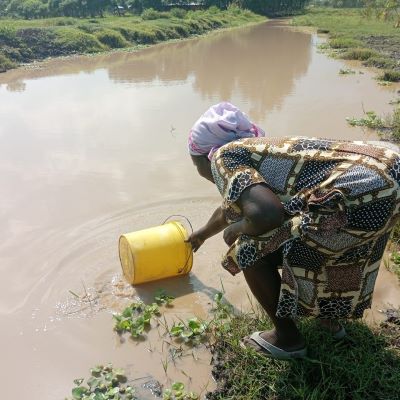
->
[188,102,265,160]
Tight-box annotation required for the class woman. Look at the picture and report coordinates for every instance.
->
[187,102,400,360]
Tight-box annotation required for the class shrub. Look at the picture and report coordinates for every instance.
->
[0,53,16,72]
[54,28,104,54]
[0,26,20,47]
[329,37,362,48]
[208,6,220,14]
[380,70,400,82]
[364,56,396,69]
[391,107,400,140]
[342,48,379,61]
[76,23,102,34]
[54,18,77,26]
[94,29,129,48]
[16,28,57,58]
[227,4,242,15]
[114,27,137,42]
[170,7,187,19]
[141,7,161,20]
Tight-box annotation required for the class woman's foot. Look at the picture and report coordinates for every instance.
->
[242,328,306,353]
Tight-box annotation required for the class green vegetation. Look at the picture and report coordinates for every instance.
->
[346,107,400,141]
[169,317,208,343]
[292,8,400,73]
[67,364,136,400]
[0,7,265,72]
[207,306,400,400]
[346,110,386,129]
[163,382,199,400]
[293,7,400,142]
[113,290,174,337]
[338,67,356,74]
[381,69,400,81]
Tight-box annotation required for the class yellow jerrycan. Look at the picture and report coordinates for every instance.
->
[118,217,193,285]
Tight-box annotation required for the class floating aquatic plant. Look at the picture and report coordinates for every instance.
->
[67,364,136,400]
[339,68,356,75]
[154,289,175,306]
[169,317,208,343]
[346,111,386,129]
[113,291,174,338]
[163,382,199,400]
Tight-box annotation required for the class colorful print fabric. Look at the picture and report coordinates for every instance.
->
[211,137,400,319]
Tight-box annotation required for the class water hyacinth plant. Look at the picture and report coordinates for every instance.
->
[113,290,174,338]
[169,317,208,343]
[163,382,198,400]
[67,364,136,400]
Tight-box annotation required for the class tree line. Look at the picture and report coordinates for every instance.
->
[0,0,309,19]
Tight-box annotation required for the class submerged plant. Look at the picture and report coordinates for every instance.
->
[163,382,198,400]
[67,364,136,400]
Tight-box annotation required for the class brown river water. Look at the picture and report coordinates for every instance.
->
[1,20,399,399]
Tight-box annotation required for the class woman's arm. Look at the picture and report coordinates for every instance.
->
[223,183,285,246]
[186,206,229,252]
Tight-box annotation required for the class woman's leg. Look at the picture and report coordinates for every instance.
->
[243,250,305,351]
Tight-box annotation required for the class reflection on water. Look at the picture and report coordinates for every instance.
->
[0,20,399,400]
[1,22,312,121]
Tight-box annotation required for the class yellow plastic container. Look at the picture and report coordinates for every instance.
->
[119,221,193,285]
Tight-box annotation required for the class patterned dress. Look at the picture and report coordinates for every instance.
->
[211,137,400,319]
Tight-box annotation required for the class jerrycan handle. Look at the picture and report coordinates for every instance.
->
[161,214,194,274]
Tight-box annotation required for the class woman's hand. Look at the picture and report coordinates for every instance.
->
[186,230,206,252]
[223,224,241,246]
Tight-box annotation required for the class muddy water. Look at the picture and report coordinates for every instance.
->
[0,20,399,399]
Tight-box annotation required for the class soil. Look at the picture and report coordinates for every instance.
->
[362,35,400,69]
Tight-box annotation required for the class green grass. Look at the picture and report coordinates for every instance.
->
[207,309,400,400]
[380,70,400,82]
[292,8,399,73]
[0,8,265,72]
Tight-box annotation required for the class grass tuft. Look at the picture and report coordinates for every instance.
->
[207,311,400,400]
[363,56,396,69]
[342,47,379,61]
[0,52,16,72]
[329,37,362,49]
[379,70,400,82]
[94,29,129,49]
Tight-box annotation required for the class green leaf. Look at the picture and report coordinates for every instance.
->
[172,382,185,391]
[170,324,184,336]
[87,377,100,388]
[106,386,120,396]
[181,330,194,338]
[188,392,199,399]
[73,378,84,386]
[188,318,200,331]
[112,368,125,378]
[93,393,106,400]
[72,386,89,399]
[214,292,223,303]
[90,367,102,377]
[122,307,132,318]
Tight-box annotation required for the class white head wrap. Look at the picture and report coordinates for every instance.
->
[188,102,265,160]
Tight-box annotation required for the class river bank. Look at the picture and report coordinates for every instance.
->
[0,6,265,73]
[292,8,400,141]
[292,8,400,81]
